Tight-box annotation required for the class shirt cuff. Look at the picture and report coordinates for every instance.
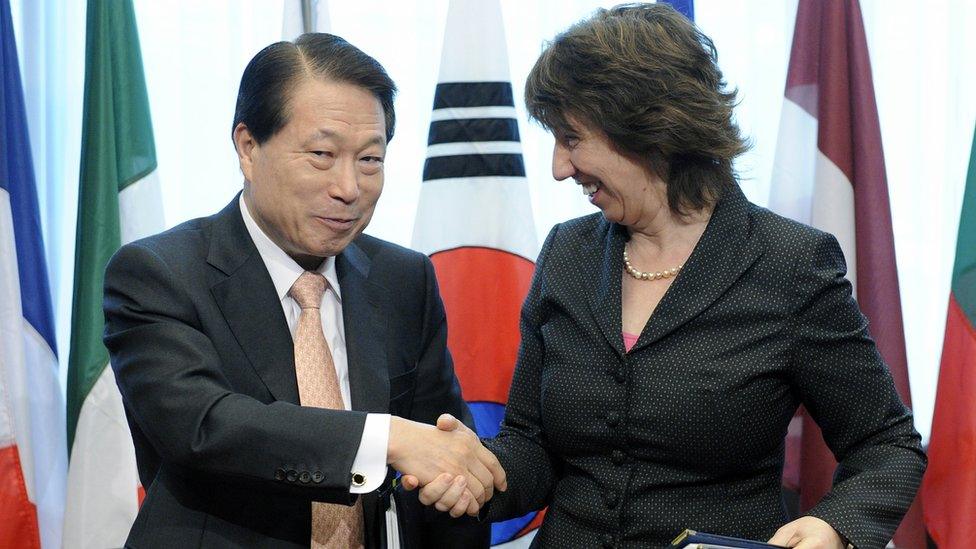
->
[350,413,390,494]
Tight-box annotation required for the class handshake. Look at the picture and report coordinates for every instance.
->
[386,414,506,518]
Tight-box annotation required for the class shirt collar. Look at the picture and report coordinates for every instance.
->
[239,194,342,302]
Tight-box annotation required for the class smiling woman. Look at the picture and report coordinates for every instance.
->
[526,4,747,217]
[413,5,927,548]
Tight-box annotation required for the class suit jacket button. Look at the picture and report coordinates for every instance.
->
[312,471,324,483]
[286,469,298,482]
[274,468,286,481]
[299,471,311,484]
[605,491,619,509]
[606,369,625,383]
[606,411,621,427]
[602,533,615,548]
[611,450,625,465]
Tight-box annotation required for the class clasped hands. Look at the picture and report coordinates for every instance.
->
[387,418,847,549]
[387,414,505,517]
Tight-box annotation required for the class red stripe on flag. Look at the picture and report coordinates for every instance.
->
[798,408,834,512]
[804,0,913,405]
[922,293,976,548]
[515,508,547,538]
[0,445,41,549]
[430,247,534,404]
[781,2,924,545]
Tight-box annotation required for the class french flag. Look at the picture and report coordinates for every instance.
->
[411,1,540,546]
[0,0,68,546]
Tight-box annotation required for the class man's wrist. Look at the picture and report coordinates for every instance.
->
[387,416,407,464]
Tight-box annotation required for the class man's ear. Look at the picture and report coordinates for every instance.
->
[233,122,257,180]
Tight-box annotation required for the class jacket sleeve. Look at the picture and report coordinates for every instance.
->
[482,225,562,522]
[786,232,926,549]
[103,242,366,504]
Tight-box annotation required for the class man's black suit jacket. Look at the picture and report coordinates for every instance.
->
[103,196,488,548]
[484,185,925,549]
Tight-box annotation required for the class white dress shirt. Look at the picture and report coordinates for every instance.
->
[240,195,389,494]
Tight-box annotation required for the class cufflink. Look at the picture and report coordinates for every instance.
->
[351,472,366,487]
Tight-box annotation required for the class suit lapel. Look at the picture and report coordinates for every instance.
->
[632,185,762,353]
[337,242,390,414]
[583,221,628,357]
[207,196,301,404]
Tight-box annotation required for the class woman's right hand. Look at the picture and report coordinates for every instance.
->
[400,413,502,517]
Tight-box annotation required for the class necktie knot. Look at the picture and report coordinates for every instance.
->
[289,271,327,309]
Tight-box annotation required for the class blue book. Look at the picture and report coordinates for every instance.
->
[671,530,787,549]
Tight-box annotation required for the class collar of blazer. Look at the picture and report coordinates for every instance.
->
[581,184,763,356]
[205,194,391,412]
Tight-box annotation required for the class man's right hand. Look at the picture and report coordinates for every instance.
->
[387,414,506,513]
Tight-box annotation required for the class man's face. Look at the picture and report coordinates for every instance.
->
[237,78,386,266]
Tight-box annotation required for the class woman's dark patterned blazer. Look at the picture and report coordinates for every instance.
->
[484,184,925,549]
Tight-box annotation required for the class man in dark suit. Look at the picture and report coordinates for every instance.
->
[102,33,503,548]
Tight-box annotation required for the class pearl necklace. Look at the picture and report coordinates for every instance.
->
[623,248,683,281]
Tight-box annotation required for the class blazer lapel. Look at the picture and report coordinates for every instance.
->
[632,185,762,353]
[207,196,301,404]
[582,221,628,358]
[337,241,390,414]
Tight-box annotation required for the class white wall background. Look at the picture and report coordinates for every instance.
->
[11,0,976,445]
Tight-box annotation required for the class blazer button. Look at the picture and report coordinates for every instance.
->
[286,469,298,482]
[311,471,324,484]
[610,369,625,384]
[299,471,311,484]
[602,533,615,548]
[611,450,626,465]
[274,468,286,481]
[604,491,619,509]
[606,411,621,427]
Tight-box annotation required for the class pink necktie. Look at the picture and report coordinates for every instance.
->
[289,271,365,549]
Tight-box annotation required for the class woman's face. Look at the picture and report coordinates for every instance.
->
[551,119,667,228]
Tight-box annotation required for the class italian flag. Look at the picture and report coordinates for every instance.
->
[63,1,163,547]
[921,128,976,548]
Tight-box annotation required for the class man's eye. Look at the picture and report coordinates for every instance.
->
[361,156,384,164]
[310,150,333,158]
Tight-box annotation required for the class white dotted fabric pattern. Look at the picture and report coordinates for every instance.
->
[485,185,925,549]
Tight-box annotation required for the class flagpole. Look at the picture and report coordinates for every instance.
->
[302,0,313,33]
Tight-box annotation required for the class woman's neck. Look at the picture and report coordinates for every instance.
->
[626,203,713,257]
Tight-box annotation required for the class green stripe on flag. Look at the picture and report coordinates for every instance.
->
[67,0,157,453]
[952,129,976,323]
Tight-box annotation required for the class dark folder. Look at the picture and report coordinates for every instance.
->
[671,529,787,549]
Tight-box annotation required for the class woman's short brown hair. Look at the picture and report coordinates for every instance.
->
[525,3,748,214]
